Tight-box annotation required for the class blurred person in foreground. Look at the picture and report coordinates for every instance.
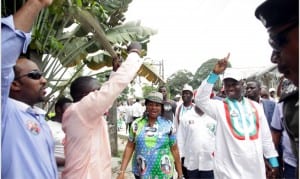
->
[270,78,297,178]
[255,0,299,174]
[117,92,183,179]
[1,0,59,178]
[194,54,279,179]
[61,42,143,179]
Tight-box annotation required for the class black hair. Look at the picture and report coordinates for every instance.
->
[70,76,100,102]
[158,85,167,91]
[55,97,72,109]
[13,55,31,78]
[246,79,261,88]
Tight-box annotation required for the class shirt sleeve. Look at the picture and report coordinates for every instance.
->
[1,15,32,120]
[128,120,137,142]
[194,72,222,120]
[173,104,181,132]
[270,102,283,131]
[258,102,279,158]
[169,122,176,147]
[69,53,142,128]
[176,114,186,158]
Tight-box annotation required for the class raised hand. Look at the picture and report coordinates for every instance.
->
[127,42,142,55]
[29,0,53,8]
[112,55,124,72]
[213,53,230,74]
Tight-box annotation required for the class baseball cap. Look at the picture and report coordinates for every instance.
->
[255,0,298,29]
[145,92,163,104]
[269,88,276,93]
[222,68,242,82]
[182,84,193,94]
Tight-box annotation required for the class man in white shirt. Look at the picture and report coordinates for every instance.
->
[132,98,144,120]
[195,55,279,179]
[177,105,216,178]
[174,84,195,177]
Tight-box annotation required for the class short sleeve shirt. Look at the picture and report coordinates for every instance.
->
[129,116,176,178]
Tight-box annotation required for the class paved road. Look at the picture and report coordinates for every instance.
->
[112,122,135,179]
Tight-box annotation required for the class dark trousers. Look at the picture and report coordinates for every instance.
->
[181,158,188,178]
[186,169,214,179]
[126,122,132,133]
[284,162,296,179]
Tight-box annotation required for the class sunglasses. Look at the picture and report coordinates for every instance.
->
[269,22,298,52]
[15,70,44,80]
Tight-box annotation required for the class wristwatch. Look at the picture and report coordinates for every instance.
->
[178,175,185,179]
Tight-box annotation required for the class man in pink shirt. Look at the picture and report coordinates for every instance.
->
[62,43,142,179]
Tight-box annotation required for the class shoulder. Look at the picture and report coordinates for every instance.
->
[280,88,299,102]
[169,100,177,107]
[244,98,262,110]
[261,99,276,108]
[132,117,147,127]
[262,99,275,104]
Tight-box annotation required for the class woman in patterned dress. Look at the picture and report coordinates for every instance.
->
[117,92,183,179]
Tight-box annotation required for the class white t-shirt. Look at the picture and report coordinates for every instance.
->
[177,109,216,171]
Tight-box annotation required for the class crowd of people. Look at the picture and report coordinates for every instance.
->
[1,0,298,178]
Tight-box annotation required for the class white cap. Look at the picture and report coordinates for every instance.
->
[182,84,193,94]
[269,88,276,93]
[223,68,243,81]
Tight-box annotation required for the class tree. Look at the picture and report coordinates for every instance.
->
[166,69,194,98]
[142,84,158,97]
[2,0,159,111]
[2,0,161,157]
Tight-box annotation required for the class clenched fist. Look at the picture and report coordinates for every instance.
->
[213,53,230,74]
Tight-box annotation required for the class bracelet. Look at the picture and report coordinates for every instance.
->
[117,170,125,174]
[178,175,185,179]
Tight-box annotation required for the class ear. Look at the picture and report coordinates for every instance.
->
[10,80,22,92]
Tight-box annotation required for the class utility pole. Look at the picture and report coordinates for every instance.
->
[161,59,164,80]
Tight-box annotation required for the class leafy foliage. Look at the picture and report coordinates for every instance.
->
[166,69,194,98]
[191,58,232,91]
[2,0,159,112]
[166,58,232,97]
[142,85,158,98]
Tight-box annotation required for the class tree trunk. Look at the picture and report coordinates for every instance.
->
[108,101,118,157]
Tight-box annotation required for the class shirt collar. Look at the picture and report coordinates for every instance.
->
[10,98,46,115]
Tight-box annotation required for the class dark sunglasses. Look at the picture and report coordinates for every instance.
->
[15,70,44,80]
[269,22,298,52]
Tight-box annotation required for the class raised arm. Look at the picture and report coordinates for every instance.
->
[2,0,53,118]
[68,42,143,126]
[13,0,53,32]
[194,53,230,119]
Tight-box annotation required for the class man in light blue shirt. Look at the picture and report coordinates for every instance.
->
[1,0,57,178]
[271,102,297,178]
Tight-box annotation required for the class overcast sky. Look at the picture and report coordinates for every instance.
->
[125,0,275,78]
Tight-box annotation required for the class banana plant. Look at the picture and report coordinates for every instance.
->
[2,0,163,112]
